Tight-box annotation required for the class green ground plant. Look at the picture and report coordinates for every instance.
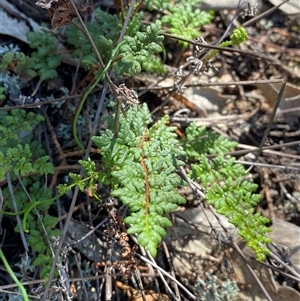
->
[0,109,53,179]
[26,30,62,81]
[0,30,61,82]
[0,2,272,294]
[58,105,272,260]
[184,123,272,260]
[0,1,213,82]
[59,103,186,257]
[146,0,213,46]
[0,109,60,279]
[67,10,165,74]
[0,51,35,81]
[0,86,5,102]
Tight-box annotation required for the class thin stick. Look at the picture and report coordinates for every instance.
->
[113,0,137,136]
[232,241,274,301]
[136,254,198,300]
[6,173,29,252]
[247,80,286,172]
[242,0,290,27]
[163,33,300,79]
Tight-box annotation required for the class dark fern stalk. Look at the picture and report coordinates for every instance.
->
[91,103,186,256]
[185,123,272,261]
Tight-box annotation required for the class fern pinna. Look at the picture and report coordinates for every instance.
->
[184,123,272,261]
[92,103,186,256]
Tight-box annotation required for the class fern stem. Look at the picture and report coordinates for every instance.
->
[0,248,29,301]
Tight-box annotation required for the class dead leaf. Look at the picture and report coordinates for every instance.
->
[268,0,300,14]
[256,81,300,119]
[0,0,39,43]
[183,86,230,117]
[199,0,258,10]
[45,0,77,29]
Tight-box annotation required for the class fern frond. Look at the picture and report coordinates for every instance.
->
[67,9,165,74]
[147,0,213,46]
[185,123,272,261]
[92,103,185,256]
[27,30,62,80]
[116,20,165,75]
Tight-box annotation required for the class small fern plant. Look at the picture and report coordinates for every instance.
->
[184,123,272,261]
[67,9,165,74]
[0,109,60,278]
[0,29,62,83]
[146,0,213,46]
[26,29,62,81]
[0,109,53,179]
[59,103,186,257]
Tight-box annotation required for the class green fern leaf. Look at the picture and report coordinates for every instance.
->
[185,123,272,260]
[92,103,185,256]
